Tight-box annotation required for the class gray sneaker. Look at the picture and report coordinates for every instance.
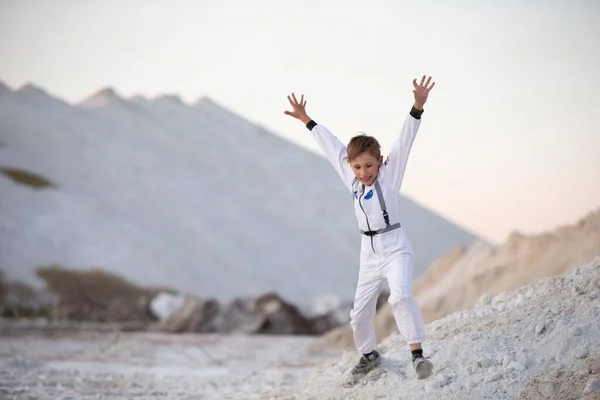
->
[413,357,433,379]
[351,350,381,375]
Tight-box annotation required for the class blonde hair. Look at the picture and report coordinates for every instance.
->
[347,133,381,162]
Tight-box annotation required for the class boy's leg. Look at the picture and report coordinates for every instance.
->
[349,262,382,355]
[383,252,432,379]
[383,252,425,347]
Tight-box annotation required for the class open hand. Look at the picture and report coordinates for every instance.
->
[413,76,435,110]
[284,93,311,124]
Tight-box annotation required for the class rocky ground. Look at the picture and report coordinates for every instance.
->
[298,257,600,399]
[1,257,599,399]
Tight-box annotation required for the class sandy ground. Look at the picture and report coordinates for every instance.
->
[0,320,342,400]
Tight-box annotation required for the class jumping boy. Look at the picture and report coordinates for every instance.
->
[284,75,435,380]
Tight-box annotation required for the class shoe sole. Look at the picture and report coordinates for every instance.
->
[416,360,433,380]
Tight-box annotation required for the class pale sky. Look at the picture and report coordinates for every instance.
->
[1,0,599,243]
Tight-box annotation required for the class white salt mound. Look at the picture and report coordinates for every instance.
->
[149,292,187,321]
[298,257,600,400]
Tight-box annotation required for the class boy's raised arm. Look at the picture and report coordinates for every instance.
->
[384,76,435,191]
[284,93,355,191]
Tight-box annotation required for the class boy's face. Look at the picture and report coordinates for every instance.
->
[350,152,383,186]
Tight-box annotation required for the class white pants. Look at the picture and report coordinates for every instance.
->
[349,250,425,354]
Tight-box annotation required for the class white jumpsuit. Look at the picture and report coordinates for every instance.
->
[308,108,426,353]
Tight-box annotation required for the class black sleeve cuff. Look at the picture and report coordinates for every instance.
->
[306,120,317,131]
[410,106,424,120]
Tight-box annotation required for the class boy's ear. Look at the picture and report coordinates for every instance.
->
[378,155,383,165]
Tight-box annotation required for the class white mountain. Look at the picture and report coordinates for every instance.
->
[0,82,482,303]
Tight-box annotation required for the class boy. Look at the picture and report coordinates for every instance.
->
[284,75,435,380]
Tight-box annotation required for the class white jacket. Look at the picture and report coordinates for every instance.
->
[308,108,422,256]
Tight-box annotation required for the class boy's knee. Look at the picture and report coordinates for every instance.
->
[349,307,375,325]
[388,290,413,307]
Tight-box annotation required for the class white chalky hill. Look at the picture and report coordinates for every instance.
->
[298,257,600,400]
